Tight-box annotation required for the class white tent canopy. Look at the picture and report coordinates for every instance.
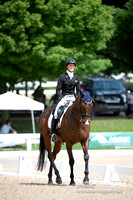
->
[0,92,44,133]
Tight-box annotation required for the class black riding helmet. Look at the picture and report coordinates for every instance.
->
[65,59,76,66]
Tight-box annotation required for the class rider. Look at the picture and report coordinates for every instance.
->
[51,58,81,142]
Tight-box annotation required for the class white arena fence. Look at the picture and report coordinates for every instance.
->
[0,133,40,151]
[0,150,133,184]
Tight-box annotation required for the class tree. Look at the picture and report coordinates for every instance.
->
[0,0,45,92]
[0,0,115,93]
[100,0,133,75]
[41,0,115,76]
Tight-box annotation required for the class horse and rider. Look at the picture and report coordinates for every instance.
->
[37,59,93,185]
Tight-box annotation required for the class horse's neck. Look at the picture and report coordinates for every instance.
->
[71,95,80,113]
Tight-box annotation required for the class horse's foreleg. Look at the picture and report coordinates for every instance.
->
[83,149,89,184]
[81,140,89,185]
[66,145,75,186]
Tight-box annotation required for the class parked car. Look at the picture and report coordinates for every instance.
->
[81,76,128,117]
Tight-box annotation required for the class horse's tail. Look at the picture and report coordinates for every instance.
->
[37,134,46,171]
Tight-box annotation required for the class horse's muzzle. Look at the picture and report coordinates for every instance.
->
[83,119,90,126]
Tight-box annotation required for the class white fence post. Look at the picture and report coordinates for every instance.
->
[17,156,33,175]
[60,161,70,178]
[26,138,32,151]
[102,164,119,183]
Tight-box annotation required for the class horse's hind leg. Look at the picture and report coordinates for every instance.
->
[81,140,89,185]
[47,152,62,184]
[48,141,62,185]
[48,164,53,185]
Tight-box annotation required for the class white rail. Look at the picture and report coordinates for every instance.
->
[0,134,40,151]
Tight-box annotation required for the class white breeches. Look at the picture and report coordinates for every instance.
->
[54,95,75,119]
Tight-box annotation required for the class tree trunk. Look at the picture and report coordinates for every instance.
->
[25,81,28,96]
[0,80,10,124]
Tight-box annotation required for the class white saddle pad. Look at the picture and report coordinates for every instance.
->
[48,102,72,129]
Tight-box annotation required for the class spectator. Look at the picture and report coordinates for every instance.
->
[32,85,46,104]
[122,74,127,82]
[127,89,133,118]
[32,85,46,120]
[0,119,17,134]
[49,93,59,105]
[16,89,19,94]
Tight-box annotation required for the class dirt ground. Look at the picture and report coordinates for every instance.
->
[0,150,133,200]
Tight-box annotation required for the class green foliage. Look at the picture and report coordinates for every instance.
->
[0,0,115,92]
[100,0,133,74]
[86,58,112,74]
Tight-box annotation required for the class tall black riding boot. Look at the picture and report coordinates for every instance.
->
[51,118,58,142]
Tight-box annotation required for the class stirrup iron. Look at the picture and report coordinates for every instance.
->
[51,133,58,142]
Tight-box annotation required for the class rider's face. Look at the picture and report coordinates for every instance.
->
[66,64,76,72]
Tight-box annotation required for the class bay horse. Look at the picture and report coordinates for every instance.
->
[37,90,93,185]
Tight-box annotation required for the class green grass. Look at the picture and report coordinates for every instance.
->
[60,143,115,150]
[91,118,133,132]
[13,120,40,133]
[12,118,133,133]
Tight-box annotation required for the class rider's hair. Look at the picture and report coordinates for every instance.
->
[5,119,11,124]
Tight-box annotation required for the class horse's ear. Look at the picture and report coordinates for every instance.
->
[80,89,84,98]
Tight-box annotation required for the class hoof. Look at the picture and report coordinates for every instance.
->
[83,180,89,185]
[70,181,76,186]
[48,181,53,185]
[83,177,89,185]
[56,178,62,185]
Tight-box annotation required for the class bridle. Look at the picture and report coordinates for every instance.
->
[71,97,92,122]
